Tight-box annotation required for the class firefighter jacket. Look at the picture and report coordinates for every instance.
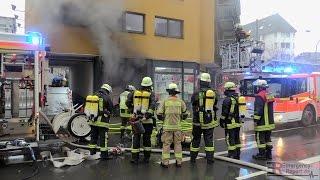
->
[253,90,275,131]
[89,89,114,128]
[220,91,242,129]
[119,90,131,118]
[126,88,156,124]
[191,87,219,129]
[157,96,188,131]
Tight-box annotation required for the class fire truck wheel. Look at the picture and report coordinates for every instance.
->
[301,105,316,127]
[68,113,91,138]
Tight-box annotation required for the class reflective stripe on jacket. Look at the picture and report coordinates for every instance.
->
[119,91,131,118]
[157,96,187,131]
[254,90,275,131]
[220,93,242,129]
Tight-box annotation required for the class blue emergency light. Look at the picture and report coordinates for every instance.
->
[283,67,293,73]
[26,32,43,46]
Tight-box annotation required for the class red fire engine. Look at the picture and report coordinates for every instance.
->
[240,72,320,126]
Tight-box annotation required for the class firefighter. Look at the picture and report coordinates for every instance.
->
[88,84,114,160]
[126,77,156,164]
[190,73,219,164]
[119,85,136,140]
[157,83,188,168]
[252,79,275,160]
[220,82,242,159]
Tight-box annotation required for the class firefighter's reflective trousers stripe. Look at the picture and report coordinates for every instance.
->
[161,131,183,165]
[191,126,214,156]
[89,126,108,152]
[254,102,275,131]
[225,127,241,151]
[256,130,272,149]
[131,123,153,155]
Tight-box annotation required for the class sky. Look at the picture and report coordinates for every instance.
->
[0,0,25,34]
[241,0,320,55]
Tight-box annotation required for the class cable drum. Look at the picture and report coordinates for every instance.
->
[52,112,72,134]
[68,113,91,138]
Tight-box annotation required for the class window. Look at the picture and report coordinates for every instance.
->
[274,43,278,49]
[274,33,277,38]
[125,12,145,33]
[286,43,290,49]
[281,43,290,49]
[155,17,183,38]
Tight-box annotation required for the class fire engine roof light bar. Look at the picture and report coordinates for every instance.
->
[0,31,45,51]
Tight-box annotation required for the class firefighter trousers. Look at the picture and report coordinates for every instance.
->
[131,123,153,160]
[161,131,183,165]
[120,117,130,138]
[225,127,241,158]
[89,126,108,158]
[255,130,272,150]
[190,126,214,162]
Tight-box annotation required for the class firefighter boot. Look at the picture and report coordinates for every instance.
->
[130,153,139,164]
[206,151,214,165]
[90,149,96,155]
[101,151,111,160]
[120,129,125,141]
[266,147,272,160]
[190,151,198,164]
[143,151,151,163]
[227,150,235,158]
[235,148,241,160]
[252,148,267,160]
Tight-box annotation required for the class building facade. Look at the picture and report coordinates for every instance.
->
[0,16,16,34]
[26,0,216,105]
[243,14,296,61]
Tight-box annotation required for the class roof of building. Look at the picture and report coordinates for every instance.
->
[243,14,297,37]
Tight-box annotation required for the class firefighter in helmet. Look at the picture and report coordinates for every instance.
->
[220,82,242,159]
[119,85,136,140]
[190,73,219,164]
[88,83,114,160]
[157,83,188,168]
[126,77,156,164]
[252,79,275,160]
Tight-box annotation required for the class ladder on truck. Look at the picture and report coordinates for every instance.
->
[219,39,265,73]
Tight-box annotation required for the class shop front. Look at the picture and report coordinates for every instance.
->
[152,60,199,109]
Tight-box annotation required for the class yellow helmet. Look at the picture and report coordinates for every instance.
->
[166,83,180,93]
[101,83,112,93]
[200,73,211,83]
[141,77,153,87]
[224,82,236,91]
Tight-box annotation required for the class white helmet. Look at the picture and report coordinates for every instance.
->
[253,79,268,88]
[166,83,180,93]
[200,73,211,83]
[101,83,112,93]
[126,85,136,91]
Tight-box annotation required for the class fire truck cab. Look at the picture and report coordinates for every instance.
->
[240,72,320,126]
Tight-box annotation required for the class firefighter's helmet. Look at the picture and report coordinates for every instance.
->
[200,73,211,83]
[224,82,237,91]
[166,83,180,93]
[141,77,153,87]
[126,85,136,91]
[253,79,269,88]
[101,83,112,93]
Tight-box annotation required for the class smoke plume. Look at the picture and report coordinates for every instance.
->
[28,0,146,97]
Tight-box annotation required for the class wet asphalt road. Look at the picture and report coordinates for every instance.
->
[1,122,320,180]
